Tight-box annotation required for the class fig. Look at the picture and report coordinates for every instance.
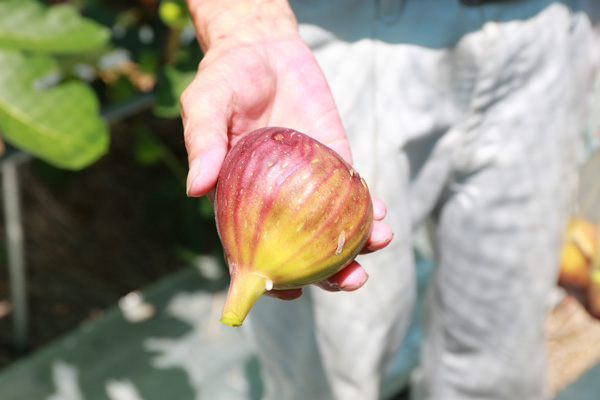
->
[215,127,373,326]
[558,217,598,289]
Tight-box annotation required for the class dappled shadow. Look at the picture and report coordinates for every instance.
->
[0,259,264,400]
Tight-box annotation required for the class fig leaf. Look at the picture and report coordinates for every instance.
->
[0,0,110,54]
[0,50,108,170]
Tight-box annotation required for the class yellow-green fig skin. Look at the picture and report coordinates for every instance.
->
[215,127,373,326]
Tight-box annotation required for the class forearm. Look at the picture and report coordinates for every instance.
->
[185,0,298,52]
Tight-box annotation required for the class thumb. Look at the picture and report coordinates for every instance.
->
[185,138,227,197]
[181,77,230,197]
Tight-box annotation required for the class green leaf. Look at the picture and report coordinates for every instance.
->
[0,50,109,170]
[154,64,195,118]
[159,0,191,30]
[0,0,110,54]
[198,196,214,219]
[133,126,164,166]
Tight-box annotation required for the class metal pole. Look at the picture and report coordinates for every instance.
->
[2,158,27,353]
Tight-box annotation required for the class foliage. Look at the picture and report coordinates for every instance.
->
[0,50,109,169]
[154,64,195,118]
[0,0,215,262]
[0,0,110,169]
[0,0,110,53]
[0,0,202,169]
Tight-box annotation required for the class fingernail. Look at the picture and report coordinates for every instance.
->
[186,158,201,197]
[343,273,369,291]
[366,232,394,252]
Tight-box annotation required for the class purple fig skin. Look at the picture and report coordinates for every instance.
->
[215,127,373,326]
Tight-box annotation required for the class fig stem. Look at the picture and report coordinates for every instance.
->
[220,271,268,326]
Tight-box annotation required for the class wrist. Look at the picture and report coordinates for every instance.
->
[186,0,298,52]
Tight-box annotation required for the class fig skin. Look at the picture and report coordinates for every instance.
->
[215,127,373,326]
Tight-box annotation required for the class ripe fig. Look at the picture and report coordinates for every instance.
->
[215,127,373,326]
[559,217,598,289]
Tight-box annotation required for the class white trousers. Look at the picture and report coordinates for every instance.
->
[244,1,600,399]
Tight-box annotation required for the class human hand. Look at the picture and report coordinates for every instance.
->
[181,0,392,298]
